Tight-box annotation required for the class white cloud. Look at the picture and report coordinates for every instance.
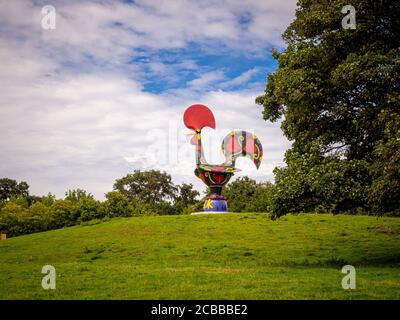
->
[1,71,291,198]
[187,70,226,89]
[221,67,260,88]
[0,0,297,68]
[0,0,296,198]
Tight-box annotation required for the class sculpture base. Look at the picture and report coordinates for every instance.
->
[191,211,227,215]
[203,196,228,213]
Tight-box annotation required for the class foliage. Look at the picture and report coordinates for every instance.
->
[368,111,400,215]
[0,202,25,216]
[113,170,200,215]
[39,193,56,207]
[0,171,201,237]
[0,211,19,236]
[0,178,29,202]
[114,170,177,204]
[174,183,200,213]
[223,177,257,212]
[103,191,136,218]
[223,177,273,212]
[246,182,273,213]
[0,201,54,236]
[49,199,79,228]
[270,146,370,217]
[77,198,103,222]
[9,195,30,208]
[65,189,94,203]
[256,0,400,216]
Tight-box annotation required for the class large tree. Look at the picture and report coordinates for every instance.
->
[113,170,200,214]
[0,178,29,202]
[256,0,400,215]
[114,170,177,204]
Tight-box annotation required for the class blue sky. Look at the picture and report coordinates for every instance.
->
[0,0,296,198]
[138,48,278,94]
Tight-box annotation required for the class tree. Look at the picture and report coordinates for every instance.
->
[65,189,93,202]
[256,0,400,215]
[0,178,29,202]
[39,193,56,207]
[223,177,258,212]
[77,197,103,222]
[50,200,79,227]
[246,181,273,213]
[64,189,103,221]
[113,170,177,204]
[368,111,400,214]
[0,202,25,216]
[222,177,273,212]
[175,183,200,208]
[9,195,29,208]
[103,191,136,217]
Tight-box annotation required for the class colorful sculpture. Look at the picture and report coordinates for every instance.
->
[183,104,263,213]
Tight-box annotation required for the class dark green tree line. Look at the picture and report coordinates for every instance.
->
[256,0,400,216]
[0,172,200,237]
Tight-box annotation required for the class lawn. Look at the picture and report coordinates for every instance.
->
[0,213,399,299]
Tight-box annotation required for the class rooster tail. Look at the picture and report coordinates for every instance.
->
[221,130,263,169]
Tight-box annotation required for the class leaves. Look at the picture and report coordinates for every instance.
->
[256,0,400,215]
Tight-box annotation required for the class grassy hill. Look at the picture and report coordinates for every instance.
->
[0,213,399,299]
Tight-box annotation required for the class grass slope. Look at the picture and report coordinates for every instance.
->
[0,213,399,299]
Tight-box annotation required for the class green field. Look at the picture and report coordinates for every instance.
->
[0,213,399,299]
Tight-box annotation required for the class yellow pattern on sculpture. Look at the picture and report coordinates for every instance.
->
[204,199,213,209]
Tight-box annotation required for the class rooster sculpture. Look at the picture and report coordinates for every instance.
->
[183,104,263,213]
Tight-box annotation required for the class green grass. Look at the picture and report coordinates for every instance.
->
[0,213,399,299]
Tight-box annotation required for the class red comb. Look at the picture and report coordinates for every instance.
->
[183,104,216,131]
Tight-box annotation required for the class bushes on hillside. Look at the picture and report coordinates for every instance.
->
[0,202,52,237]
[270,148,372,217]
[102,191,153,217]
[0,171,202,237]
[222,177,273,213]
[0,190,100,237]
[112,170,200,215]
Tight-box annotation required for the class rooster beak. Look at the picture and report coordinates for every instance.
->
[185,130,196,136]
[185,130,198,145]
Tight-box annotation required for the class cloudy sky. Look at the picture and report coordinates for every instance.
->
[0,0,296,199]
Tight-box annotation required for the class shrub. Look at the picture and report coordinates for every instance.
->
[0,212,19,237]
[223,177,273,213]
[0,202,25,216]
[223,177,257,212]
[245,182,273,212]
[368,111,400,214]
[77,198,103,222]
[50,200,79,228]
[104,192,136,217]
[39,193,56,207]
[270,148,371,217]
[152,201,179,215]
[65,189,94,203]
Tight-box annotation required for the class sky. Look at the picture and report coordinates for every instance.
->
[0,0,296,199]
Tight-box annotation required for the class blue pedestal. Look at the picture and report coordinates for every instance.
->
[203,197,228,212]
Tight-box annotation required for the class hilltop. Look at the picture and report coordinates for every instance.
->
[0,213,399,299]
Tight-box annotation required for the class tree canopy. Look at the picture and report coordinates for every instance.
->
[114,170,178,204]
[0,178,29,203]
[256,0,400,216]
